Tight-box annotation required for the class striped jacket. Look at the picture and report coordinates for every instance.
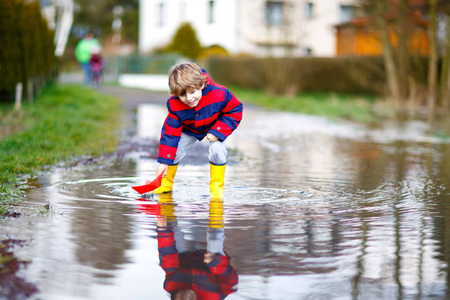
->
[158,229,238,299]
[158,70,243,165]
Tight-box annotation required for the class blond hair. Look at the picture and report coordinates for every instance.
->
[168,63,208,96]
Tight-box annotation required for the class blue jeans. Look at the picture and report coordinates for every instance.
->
[81,62,91,85]
[173,224,225,255]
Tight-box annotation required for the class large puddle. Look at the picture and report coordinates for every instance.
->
[2,102,450,299]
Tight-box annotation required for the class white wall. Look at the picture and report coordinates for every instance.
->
[139,0,357,57]
[139,0,239,54]
[301,0,356,57]
[139,0,177,53]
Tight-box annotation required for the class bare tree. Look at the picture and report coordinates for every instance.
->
[374,0,402,105]
[427,0,438,114]
[396,0,411,98]
[360,0,450,113]
[261,0,301,96]
[440,5,450,109]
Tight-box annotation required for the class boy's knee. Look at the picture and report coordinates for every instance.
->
[209,140,222,150]
[209,141,227,164]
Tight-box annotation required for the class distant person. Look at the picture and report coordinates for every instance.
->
[152,63,243,198]
[75,32,102,86]
[89,46,104,88]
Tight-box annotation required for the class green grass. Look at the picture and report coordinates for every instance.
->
[231,86,386,123]
[0,84,122,215]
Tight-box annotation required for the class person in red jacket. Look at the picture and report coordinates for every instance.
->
[89,46,104,87]
[153,62,243,198]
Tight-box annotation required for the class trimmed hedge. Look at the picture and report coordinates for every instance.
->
[207,56,387,95]
[208,56,431,96]
[205,56,428,96]
[0,0,57,102]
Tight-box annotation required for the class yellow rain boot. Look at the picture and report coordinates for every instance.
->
[210,163,226,199]
[158,193,176,223]
[208,198,224,229]
[153,165,178,194]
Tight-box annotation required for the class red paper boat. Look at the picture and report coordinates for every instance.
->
[132,173,163,194]
[135,199,161,215]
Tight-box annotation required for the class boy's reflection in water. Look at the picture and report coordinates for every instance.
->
[138,194,238,300]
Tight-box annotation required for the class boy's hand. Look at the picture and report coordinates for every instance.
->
[204,252,216,264]
[207,133,218,142]
[157,164,169,177]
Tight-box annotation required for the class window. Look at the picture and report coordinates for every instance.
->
[208,0,215,24]
[339,5,355,22]
[157,3,166,27]
[305,2,314,19]
[305,47,313,56]
[39,0,52,7]
[265,1,284,26]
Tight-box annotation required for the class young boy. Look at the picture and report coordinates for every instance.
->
[154,62,243,198]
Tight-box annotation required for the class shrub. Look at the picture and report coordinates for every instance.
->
[208,56,388,96]
[0,0,57,102]
[199,45,229,59]
[165,23,202,59]
[207,55,435,97]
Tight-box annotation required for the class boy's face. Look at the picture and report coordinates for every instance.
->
[178,84,204,108]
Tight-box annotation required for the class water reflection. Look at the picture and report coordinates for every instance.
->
[0,238,38,299]
[136,195,238,299]
[2,101,450,299]
[59,173,134,274]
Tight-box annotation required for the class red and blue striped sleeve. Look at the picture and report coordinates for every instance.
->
[206,254,238,296]
[157,229,179,273]
[208,90,243,141]
[158,99,183,165]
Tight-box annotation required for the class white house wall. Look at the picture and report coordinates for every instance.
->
[242,0,306,57]
[301,0,357,57]
[200,0,239,52]
[139,0,356,57]
[139,0,239,54]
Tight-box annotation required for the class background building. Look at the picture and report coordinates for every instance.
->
[139,0,358,57]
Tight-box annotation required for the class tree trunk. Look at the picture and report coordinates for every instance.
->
[396,0,410,102]
[375,0,402,104]
[427,0,438,114]
[441,13,450,110]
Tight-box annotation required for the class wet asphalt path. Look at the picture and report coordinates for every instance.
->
[99,85,169,109]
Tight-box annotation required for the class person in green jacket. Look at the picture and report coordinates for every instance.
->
[75,32,102,86]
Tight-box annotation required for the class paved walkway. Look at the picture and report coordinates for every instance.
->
[59,73,169,110]
[99,85,168,110]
